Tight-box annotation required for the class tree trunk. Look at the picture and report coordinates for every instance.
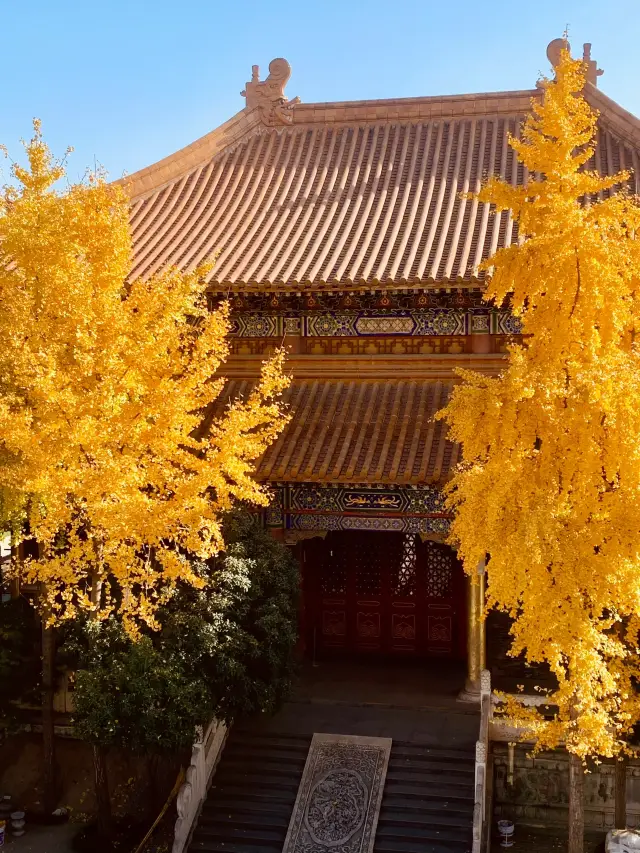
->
[41,619,56,814]
[93,744,112,837]
[615,755,628,829]
[147,753,160,816]
[568,753,584,853]
[89,563,113,836]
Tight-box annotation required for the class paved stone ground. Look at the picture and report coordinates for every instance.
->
[244,699,480,747]
[1,819,174,853]
[244,657,479,747]
[489,826,606,851]
[293,657,469,710]
[2,823,78,852]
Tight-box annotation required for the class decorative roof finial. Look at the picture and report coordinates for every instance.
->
[241,58,301,126]
[546,36,570,70]
[582,43,604,86]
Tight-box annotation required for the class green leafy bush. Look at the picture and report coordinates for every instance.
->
[68,512,299,753]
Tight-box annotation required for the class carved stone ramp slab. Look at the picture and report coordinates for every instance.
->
[281,733,392,853]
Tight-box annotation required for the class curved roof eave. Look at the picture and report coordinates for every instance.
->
[114,106,260,200]
[121,82,640,289]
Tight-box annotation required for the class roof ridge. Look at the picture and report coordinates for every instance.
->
[120,90,538,201]
[292,88,538,110]
[585,85,640,149]
[119,84,640,203]
[115,107,260,200]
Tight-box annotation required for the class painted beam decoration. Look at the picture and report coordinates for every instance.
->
[289,484,443,513]
[216,287,502,312]
[304,310,465,337]
[229,309,521,338]
[265,483,452,535]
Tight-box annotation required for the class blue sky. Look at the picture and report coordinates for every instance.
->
[2,0,639,184]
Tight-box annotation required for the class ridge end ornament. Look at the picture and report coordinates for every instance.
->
[581,43,603,86]
[546,36,570,70]
[542,38,603,88]
[241,58,301,126]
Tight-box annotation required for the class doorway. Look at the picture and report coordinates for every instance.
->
[302,530,465,660]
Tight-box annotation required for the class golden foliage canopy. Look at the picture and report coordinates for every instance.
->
[439,50,640,758]
[0,122,290,631]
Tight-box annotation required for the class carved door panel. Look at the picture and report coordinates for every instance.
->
[350,533,385,653]
[305,531,463,658]
[316,536,348,652]
[421,540,459,656]
[389,533,419,653]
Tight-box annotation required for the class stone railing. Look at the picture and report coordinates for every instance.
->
[172,719,228,853]
[472,670,492,853]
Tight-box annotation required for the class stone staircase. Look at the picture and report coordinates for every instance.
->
[377,742,475,852]
[188,730,475,853]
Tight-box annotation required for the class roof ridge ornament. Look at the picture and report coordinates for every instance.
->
[241,58,301,126]
[582,43,604,87]
[544,38,603,87]
[546,36,570,70]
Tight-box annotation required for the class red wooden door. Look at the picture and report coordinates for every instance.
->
[303,531,464,658]
[422,540,462,656]
[388,532,420,653]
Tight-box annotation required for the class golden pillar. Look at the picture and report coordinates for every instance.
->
[460,558,486,701]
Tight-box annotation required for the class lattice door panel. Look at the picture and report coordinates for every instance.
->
[318,536,349,650]
[421,540,460,655]
[307,531,464,658]
[351,533,388,651]
[389,533,418,652]
[320,547,348,596]
[424,541,454,599]
[391,534,417,597]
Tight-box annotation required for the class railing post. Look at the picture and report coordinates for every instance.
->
[472,670,492,853]
[172,720,228,853]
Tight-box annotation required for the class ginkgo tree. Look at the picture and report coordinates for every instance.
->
[0,122,290,632]
[438,48,640,851]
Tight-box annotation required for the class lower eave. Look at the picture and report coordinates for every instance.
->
[205,278,487,295]
[213,378,460,485]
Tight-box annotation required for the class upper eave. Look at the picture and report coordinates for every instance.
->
[119,88,541,200]
[120,83,640,290]
[114,108,263,199]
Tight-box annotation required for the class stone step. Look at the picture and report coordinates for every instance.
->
[380,795,473,815]
[205,784,297,806]
[198,810,291,830]
[375,839,471,853]
[391,743,476,762]
[201,798,295,817]
[222,749,308,768]
[229,733,311,751]
[379,807,474,828]
[385,768,475,788]
[190,841,281,853]
[388,756,475,776]
[376,821,471,844]
[193,825,285,844]
[384,780,475,802]
[213,768,302,787]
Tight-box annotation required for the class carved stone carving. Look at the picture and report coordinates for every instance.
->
[241,58,300,126]
[304,769,367,845]
[282,734,391,853]
[480,669,492,695]
[418,530,448,544]
[476,740,488,764]
[284,529,329,545]
[172,720,227,853]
